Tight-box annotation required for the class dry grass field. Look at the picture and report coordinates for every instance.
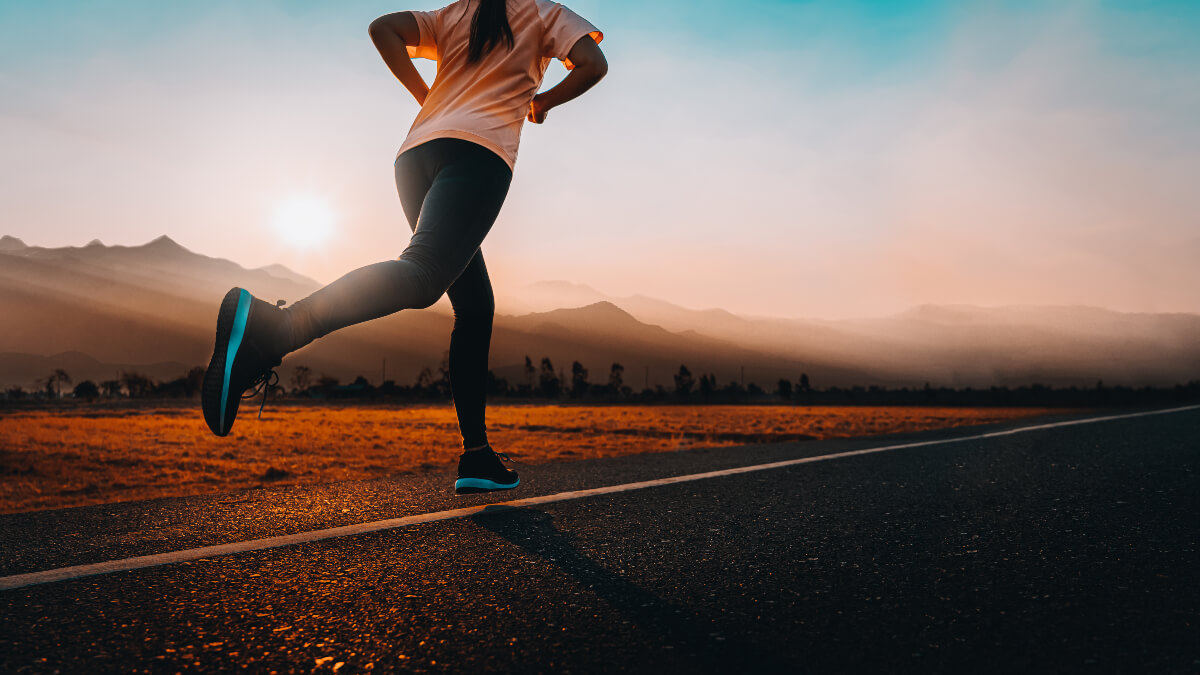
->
[0,402,1079,514]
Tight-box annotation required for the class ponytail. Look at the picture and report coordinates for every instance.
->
[468,0,514,63]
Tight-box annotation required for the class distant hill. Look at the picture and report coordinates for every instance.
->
[501,281,1200,388]
[2,236,1199,391]
[0,352,192,390]
[0,236,856,391]
[0,235,27,252]
[253,263,322,289]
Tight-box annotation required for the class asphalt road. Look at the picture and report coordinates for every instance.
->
[1,406,1198,673]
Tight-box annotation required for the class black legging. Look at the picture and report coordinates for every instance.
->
[284,137,513,450]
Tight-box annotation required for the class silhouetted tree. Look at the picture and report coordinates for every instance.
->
[100,380,122,398]
[524,355,536,391]
[799,373,811,392]
[73,380,99,401]
[747,382,764,395]
[539,357,560,398]
[486,369,509,396]
[5,385,26,400]
[722,380,745,397]
[154,375,193,398]
[674,364,694,397]
[571,361,589,398]
[435,350,452,396]
[45,369,71,398]
[184,366,205,397]
[699,373,715,398]
[416,367,436,392]
[777,378,792,400]
[608,362,624,393]
[291,365,312,394]
[120,371,153,398]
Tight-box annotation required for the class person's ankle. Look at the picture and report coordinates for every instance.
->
[276,307,299,355]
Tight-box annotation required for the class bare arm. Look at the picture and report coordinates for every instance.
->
[528,35,608,124]
[368,12,429,106]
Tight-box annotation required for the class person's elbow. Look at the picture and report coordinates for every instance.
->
[368,16,390,41]
[575,51,608,83]
[369,12,415,44]
[586,54,609,81]
[565,36,608,82]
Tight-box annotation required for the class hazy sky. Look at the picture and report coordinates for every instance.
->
[2,0,1198,319]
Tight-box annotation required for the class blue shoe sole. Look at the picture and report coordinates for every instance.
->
[201,288,251,436]
[455,477,520,494]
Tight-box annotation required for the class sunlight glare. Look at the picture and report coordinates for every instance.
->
[270,194,337,248]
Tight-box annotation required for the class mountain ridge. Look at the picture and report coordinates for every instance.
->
[2,235,1198,390]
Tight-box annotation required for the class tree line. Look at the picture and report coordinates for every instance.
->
[4,367,205,402]
[288,356,776,402]
[5,358,1199,408]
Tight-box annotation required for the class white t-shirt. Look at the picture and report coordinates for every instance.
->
[399,0,603,170]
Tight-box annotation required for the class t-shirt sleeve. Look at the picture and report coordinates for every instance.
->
[536,1,604,70]
[405,4,454,61]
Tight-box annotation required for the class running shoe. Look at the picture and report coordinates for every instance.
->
[201,287,289,437]
[455,446,520,494]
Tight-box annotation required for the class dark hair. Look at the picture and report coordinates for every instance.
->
[468,0,514,63]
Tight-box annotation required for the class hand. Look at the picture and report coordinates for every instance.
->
[527,95,549,124]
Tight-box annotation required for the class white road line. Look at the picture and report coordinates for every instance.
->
[2,403,1197,591]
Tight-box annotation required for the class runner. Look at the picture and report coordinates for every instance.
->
[200,0,607,495]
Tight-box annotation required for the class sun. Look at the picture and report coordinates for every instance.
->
[270,194,337,248]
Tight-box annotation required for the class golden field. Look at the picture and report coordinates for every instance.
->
[0,403,1077,514]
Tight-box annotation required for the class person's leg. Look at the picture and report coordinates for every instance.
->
[202,138,512,439]
[391,141,498,452]
[282,138,512,351]
[445,251,495,451]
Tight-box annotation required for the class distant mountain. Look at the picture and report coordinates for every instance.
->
[253,264,322,289]
[2,236,1198,391]
[500,280,609,315]
[2,236,867,391]
[0,235,445,387]
[488,301,873,390]
[499,281,1200,388]
[0,352,192,390]
[0,235,27,252]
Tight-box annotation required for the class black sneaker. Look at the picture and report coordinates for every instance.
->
[455,447,520,494]
[201,287,289,437]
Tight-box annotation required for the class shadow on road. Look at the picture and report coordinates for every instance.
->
[469,505,787,670]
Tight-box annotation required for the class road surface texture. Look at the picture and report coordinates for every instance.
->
[1,405,1198,673]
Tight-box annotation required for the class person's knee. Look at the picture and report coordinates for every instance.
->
[470,292,496,319]
[453,305,494,328]
[408,274,452,309]
[410,287,444,310]
[391,257,449,309]
[451,287,494,323]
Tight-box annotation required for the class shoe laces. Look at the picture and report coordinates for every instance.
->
[238,298,288,422]
[242,368,279,419]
